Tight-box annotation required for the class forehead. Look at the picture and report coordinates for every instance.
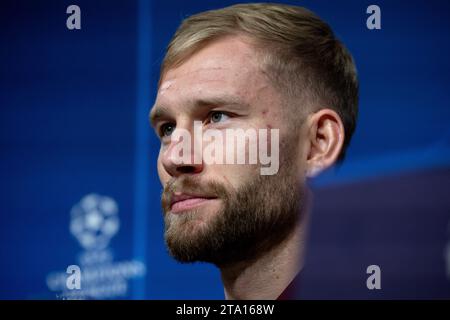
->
[156,36,270,106]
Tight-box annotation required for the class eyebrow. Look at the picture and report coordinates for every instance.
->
[149,107,171,128]
[149,95,249,128]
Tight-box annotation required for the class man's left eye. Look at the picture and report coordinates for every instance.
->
[209,111,230,123]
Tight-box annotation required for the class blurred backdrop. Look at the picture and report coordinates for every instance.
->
[0,0,449,299]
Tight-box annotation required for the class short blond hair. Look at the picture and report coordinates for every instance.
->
[160,3,358,159]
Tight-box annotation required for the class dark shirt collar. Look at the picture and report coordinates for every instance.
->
[277,271,302,300]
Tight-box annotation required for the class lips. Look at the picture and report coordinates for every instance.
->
[170,193,217,213]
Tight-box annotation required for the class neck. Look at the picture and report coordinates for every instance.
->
[220,217,307,300]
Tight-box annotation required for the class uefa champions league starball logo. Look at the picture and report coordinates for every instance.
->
[70,194,120,251]
[46,193,146,299]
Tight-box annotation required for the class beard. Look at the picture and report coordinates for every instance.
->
[161,143,304,267]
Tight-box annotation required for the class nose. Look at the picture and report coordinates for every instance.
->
[160,127,204,177]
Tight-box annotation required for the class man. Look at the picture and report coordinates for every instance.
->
[149,3,358,299]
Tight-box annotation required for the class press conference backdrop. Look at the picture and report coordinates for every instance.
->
[1,0,449,299]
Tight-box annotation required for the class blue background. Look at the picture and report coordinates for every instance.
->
[1,0,449,299]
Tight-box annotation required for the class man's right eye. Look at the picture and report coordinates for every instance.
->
[159,123,175,137]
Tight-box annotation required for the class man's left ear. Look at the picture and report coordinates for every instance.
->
[305,109,345,177]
